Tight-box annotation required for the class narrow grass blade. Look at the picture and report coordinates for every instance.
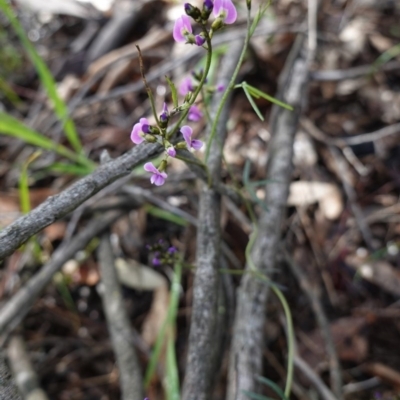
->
[0,112,95,170]
[245,84,293,111]
[19,151,41,214]
[243,85,265,121]
[257,376,289,400]
[44,162,92,176]
[0,0,83,154]
[144,205,188,227]
[165,334,180,400]
[144,260,182,388]
[166,76,179,109]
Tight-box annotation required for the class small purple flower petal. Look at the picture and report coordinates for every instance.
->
[173,15,193,43]
[167,147,176,157]
[179,77,194,96]
[168,246,177,254]
[188,105,203,122]
[213,0,237,24]
[180,125,193,148]
[131,117,150,144]
[217,83,225,92]
[180,125,203,150]
[195,35,206,46]
[191,139,203,150]
[204,0,213,11]
[144,162,158,174]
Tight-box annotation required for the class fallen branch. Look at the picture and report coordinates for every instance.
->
[97,234,143,400]
[227,33,310,400]
[0,211,123,337]
[182,38,244,400]
[0,143,160,261]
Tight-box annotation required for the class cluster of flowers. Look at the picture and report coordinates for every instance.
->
[130,0,237,186]
[146,240,178,267]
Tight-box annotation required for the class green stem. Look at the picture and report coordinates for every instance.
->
[204,8,252,163]
[167,28,213,140]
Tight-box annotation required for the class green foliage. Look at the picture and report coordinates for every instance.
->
[0,112,95,171]
[236,82,293,122]
[144,260,182,392]
[166,76,179,109]
[0,0,83,154]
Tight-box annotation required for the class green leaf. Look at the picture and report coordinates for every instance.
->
[144,261,183,388]
[245,84,293,111]
[0,0,83,154]
[144,205,188,227]
[257,376,289,400]
[166,76,179,109]
[165,334,180,400]
[243,85,265,121]
[0,112,96,170]
[19,151,41,214]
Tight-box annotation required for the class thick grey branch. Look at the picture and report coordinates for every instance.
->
[182,39,243,400]
[0,353,21,400]
[0,143,160,261]
[227,34,310,400]
[97,234,143,400]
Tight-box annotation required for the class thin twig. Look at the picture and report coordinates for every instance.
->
[7,335,49,400]
[0,211,123,337]
[294,355,338,400]
[284,250,343,399]
[97,234,143,400]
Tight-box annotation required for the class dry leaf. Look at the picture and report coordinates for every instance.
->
[114,258,167,291]
[346,254,400,297]
[287,181,343,220]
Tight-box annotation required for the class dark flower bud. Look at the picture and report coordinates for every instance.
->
[184,3,201,20]
[195,34,206,46]
[201,0,213,20]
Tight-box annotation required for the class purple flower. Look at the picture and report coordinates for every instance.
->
[167,146,176,157]
[195,34,206,46]
[168,246,177,254]
[213,0,237,24]
[179,77,194,96]
[144,162,168,186]
[188,105,203,122]
[173,15,193,43]
[131,118,150,144]
[181,126,203,150]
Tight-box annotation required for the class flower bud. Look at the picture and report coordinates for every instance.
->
[201,0,213,20]
[184,3,201,20]
[195,34,206,46]
[144,135,157,143]
[176,141,188,149]
[158,160,168,172]
[211,17,224,32]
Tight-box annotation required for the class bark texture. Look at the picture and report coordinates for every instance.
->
[227,35,310,400]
